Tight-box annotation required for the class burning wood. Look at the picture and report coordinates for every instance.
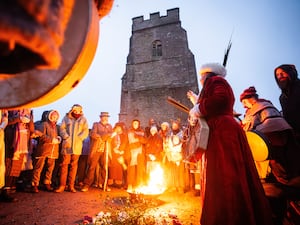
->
[127,163,166,198]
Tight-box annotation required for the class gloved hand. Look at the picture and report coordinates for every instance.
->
[52,136,62,144]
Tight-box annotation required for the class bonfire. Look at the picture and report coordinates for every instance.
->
[80,164,183,224]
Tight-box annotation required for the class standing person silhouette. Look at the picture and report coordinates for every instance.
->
[55,104,89,193]
[274,64,300,143]
[80,112,112,192]
[189,63,273,225]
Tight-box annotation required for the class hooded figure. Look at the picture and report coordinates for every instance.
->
[55,104,89,193]
[274,64,300,138]
[31,109,61,193]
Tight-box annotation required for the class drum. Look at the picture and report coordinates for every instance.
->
[246,130,270,162]
[246,130,271,179]
[0,0,111,109]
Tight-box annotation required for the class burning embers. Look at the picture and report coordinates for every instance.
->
[127,163,166,200]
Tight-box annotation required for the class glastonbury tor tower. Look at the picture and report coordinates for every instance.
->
[119,8,199,128]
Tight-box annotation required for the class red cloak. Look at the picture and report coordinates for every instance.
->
[198,76,273,225]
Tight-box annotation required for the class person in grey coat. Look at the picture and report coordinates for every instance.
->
[55,104,89,193]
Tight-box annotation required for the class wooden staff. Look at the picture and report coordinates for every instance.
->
[167,96,190,114]
[103,140,110,191]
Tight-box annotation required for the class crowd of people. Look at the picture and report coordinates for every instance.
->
[1,63,300,225]
[0,104,201,200]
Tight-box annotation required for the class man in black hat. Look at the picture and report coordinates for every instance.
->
[81,112,112,192]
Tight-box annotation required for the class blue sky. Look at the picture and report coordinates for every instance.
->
[34,0,300,127]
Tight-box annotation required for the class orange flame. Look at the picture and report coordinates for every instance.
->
[134,163,166,195]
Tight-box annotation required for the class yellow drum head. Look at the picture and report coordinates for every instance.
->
[246,130,269,162]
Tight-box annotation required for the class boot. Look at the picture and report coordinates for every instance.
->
[80,184,89,192]
[44,184,53,192]
[54,186,65,193]
[31,185,39,193]
[0,189,18,202]
[67,185,76,193]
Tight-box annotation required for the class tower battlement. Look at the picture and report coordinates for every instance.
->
[120,8,198,127]
[132,8,180,32]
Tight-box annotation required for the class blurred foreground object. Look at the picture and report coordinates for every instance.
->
[0,0,113,108]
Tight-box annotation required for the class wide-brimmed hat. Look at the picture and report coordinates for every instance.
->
[100,112,110,117]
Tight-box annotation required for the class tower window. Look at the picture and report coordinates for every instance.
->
[152,40,162,57]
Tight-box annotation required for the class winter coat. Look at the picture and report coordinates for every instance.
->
[241,99,291,133]
[59,112,89,155]
[145,133,163,161]
[4,110,34,158]
[34,121,60,159]
[89,121,112,154]
[127,127,147,166]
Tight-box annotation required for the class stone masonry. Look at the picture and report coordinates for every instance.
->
[119,8,199,128]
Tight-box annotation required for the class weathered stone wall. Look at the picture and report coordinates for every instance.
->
[119,8,199,128]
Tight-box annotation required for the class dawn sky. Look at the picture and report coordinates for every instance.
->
[34,0,300,127]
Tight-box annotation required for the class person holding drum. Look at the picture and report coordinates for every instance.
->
[240,86,300,225]
[240,86,300,186]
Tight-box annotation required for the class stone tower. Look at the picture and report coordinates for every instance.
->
[119,8,199,128]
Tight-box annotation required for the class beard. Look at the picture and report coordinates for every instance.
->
[278,79,289,90]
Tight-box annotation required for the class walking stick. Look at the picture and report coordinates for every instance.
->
[103,141,109,191]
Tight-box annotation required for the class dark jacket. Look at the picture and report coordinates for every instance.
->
[274,64,300,136]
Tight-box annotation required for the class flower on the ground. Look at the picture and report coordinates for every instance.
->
[80,194,183,225]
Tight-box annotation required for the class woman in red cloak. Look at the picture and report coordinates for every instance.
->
[188,63,273,225]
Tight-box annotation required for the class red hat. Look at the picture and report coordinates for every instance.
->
[240,86,258,102]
